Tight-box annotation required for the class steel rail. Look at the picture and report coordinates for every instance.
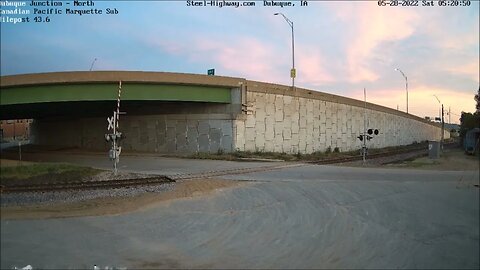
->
[1,176,174,193]
[1,142,456,193]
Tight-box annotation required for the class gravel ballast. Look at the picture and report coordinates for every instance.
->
[1,171,176,207]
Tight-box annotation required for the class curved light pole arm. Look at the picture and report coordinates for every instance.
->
[395,68,408,114]
[276,12,293,27]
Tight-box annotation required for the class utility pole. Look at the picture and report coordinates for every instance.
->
[433,95,444,151]
[441,104,444,151]
[448,106,451,124]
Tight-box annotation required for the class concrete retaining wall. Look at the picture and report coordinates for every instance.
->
[234,81,449,154]
[26,73,449,155]
[31,114,234,153]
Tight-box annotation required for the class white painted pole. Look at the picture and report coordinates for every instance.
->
[113,81,122,175]
[113,111,117,175]
[363,88,367,165]
[18,140,22,164]
[117,81,122,129]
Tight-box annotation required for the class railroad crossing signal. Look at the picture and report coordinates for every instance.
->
[104,81,124,175]
[357,134,371,141]
[368,129,379,136]
[357,129,379,141]
[357,128,380,162]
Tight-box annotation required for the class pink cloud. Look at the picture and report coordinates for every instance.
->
[416,7,479,51]
[445,60,480,82]
[154,40,186,55]
[407,86,475,123]
[145,35,284,83]
[352,86,475,124]
[194,37,283,82]
[296,49,335,87]
[326,3,418,83]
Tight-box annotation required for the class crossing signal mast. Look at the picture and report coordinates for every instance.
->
[358,128,380,164]
[357,88,380,164]
[105,81,125,175]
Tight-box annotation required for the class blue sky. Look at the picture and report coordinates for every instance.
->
[1,0,479,124]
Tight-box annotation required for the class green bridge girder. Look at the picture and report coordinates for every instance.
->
[0,83,232,105]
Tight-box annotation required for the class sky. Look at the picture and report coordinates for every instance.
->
[1,0,478,124]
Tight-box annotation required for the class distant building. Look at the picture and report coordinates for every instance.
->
[444,123,460,137]
[0,119,32,141]
[444,123,460,131]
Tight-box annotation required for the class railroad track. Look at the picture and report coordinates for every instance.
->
[309,148,427,165]
[1,143,455,193]
[1,176,174,193]
[310,142,458,165]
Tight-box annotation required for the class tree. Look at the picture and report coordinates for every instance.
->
[459,89,480,144]
[460,112,480,143]
[475,87,480,113]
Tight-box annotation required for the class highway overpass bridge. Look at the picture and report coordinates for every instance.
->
[0,71,448,154]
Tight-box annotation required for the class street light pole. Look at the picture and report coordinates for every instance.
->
[89,58,97,71]
[274,13,295,90]
[395,68,408,114]
[433,95,444,151]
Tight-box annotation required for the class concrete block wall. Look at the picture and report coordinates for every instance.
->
[29,80,449,155]
[119,114,233,153]
[31,114,234,154]
[30,87,243,154]
[234,83,449,154]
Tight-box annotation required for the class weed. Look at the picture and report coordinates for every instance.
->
[1,163,101,181]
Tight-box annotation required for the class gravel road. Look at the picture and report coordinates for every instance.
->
[1,157,478,269]
[1,147,479,269]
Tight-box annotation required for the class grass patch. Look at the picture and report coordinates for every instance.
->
[409,161,439,168]
[188,148,360,162]
[185,141,430,162]
[1,163,102,185]
[189,151,294,161]
[1,163,99,179]
[388,159,439,168]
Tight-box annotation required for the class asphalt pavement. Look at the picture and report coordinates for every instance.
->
[1,151,479,269]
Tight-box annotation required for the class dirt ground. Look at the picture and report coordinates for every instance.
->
[2,148,477,220]
[384,148,480,171]
[0,179,246,220]
[1,159,246,220]
[0,159,36,167]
